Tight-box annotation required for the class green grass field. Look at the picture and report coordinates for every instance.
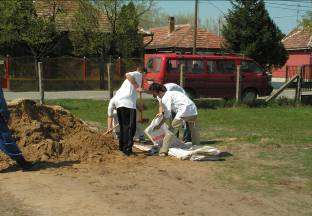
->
[47,99,312,194]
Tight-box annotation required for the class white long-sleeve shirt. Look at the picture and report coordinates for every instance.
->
[164,83,186,94]
[107,95,117,117]
[157,83,186,102]
[113,71,142,109]
[161,91,197,120]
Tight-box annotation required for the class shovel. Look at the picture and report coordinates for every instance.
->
[138,91,149,124]
[103,124,119,136]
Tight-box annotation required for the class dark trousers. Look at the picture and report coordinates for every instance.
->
[117,107,136,154]
[0,118,24,161]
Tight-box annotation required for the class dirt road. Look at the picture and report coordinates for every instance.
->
[1,153,311,216]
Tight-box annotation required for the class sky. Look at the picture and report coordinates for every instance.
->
[156,0,312,34]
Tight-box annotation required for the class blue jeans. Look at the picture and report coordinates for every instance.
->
[0,118,24,161]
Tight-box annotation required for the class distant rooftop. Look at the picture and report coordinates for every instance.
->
[282,28,312,50]
[144,23,223,51]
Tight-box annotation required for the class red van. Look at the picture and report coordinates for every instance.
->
[143,53,273,101]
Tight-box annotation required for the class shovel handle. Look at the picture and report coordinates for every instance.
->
[103,123,119,136]
[139,91,144,122]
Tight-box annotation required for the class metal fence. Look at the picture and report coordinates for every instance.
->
[1,55,143,91]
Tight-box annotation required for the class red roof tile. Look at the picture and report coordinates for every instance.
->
[282,28,312,50]
[145,24,223,50]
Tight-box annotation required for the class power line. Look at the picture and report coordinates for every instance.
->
[273,15,299,19]
[265,2,311,8]
[208,1,226,16]
[266,5,310,12]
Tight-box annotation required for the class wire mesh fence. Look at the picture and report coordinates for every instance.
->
[1,55,144,91]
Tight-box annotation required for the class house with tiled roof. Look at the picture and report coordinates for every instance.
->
[34,0,111,32]
[272,28,312,83]
[144,17,223,54]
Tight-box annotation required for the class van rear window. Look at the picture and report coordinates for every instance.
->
[146,58,162,73]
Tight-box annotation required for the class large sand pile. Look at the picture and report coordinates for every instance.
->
[0,100,118,165]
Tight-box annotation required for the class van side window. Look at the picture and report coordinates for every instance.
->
[184,59,205,74]
[167,59,179,73]
[207,60,217,73]
[217,60,236,74]
[241,60,263,73]
[147,58,162,73]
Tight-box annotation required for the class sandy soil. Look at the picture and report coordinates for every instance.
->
[1,152,311,216]
[0,100,311,216]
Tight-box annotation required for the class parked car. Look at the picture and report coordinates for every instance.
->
[143,53,273,102]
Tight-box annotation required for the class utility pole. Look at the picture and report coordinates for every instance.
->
[193,0,199,54]
[296,4,299,25]
[218,17,221,36]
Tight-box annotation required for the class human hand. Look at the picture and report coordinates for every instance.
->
[136,87,143,92]
[154,124,161,130]
[155,112,163,118]
[106,127,113,134]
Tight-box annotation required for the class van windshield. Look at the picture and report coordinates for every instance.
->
[146,57,162,73]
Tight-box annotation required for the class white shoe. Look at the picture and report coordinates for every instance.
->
[159,152,168,157]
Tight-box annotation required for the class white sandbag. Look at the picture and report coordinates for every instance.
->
[144,115,169,147]
[145,116,183,148]
[168,145,221,160]
[168,148,193,160]
[133,143,154,151]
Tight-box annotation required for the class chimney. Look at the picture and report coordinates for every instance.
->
[168,17,175,34]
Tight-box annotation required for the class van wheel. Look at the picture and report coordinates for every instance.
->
[185,89,197,99]
[242,89,257,104]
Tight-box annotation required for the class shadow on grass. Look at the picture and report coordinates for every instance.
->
[200,140,223,145]
[0,160,80,173]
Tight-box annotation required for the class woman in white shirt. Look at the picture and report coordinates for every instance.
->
[149,83,200,156]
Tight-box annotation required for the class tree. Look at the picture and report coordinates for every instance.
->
[0,0,64,60]
[222,0,288,68]
[70,0,109,57]
[71,0,152,58]
[116,2,142,58]
[202,17,225,35]
[301,4,312,31]
[92,0,152,57]
[140,9,195,29]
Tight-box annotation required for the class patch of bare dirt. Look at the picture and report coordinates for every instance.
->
[0,100,118,169]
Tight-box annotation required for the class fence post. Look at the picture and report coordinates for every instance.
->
[235,64,241,102]
[82,56,87,80]
[295,65,302,104]
[179,64,184,88]
[107,63,113,99]
[38,62,44,104]
[117,57,121,76]
[5,55,10,90]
